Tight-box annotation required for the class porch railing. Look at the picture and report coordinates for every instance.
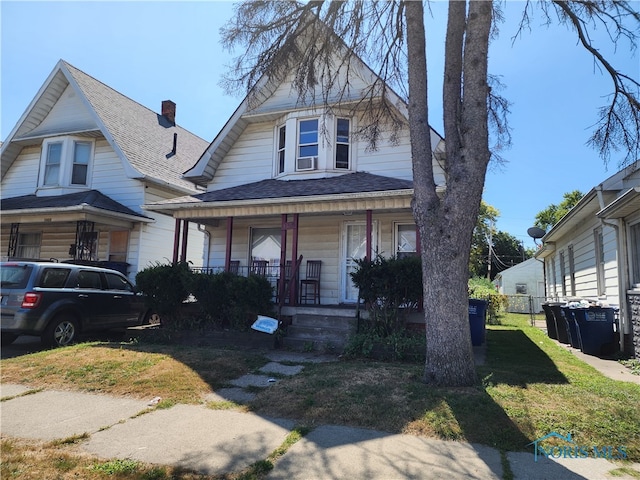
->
[191,258,303,314]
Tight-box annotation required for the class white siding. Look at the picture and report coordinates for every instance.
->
[208,124,274,190]
[91,139,144,213]
[1,146,41,197]
[139,188,206,271]
[27,84,97,137]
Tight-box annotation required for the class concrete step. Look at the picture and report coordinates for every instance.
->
[287,324,355,342]
[282,335,350,353]
[293,314,358,329]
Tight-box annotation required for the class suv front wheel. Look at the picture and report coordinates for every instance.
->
[43,315,78,347]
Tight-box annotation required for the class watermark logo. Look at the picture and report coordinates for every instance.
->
[528,432,626,462]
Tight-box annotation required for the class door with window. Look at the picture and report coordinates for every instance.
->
[342,222,377,303]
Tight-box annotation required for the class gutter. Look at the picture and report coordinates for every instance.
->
[1,204,153,223]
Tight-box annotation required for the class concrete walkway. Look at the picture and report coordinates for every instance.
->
[2,347,639,479]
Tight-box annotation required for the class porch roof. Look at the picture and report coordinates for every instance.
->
[1,190,152,227]
[145,172,430,219]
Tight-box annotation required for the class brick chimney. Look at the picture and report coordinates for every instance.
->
[161,100,176,124]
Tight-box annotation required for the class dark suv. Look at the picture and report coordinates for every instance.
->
[1,261,155,347]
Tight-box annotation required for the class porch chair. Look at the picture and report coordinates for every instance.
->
[250,259,268,276]
[299,260,321,304]
[228,260,240,275]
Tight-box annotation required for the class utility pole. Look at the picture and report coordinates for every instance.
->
[487,224,493,280]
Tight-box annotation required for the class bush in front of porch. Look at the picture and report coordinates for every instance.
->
[135,262,274,332]
[346,255,424,361]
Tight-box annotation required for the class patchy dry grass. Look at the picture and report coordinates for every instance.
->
[1,341,267,404]
[2,314,640,468]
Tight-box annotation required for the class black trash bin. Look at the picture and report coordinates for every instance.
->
[542,303,559,340]
[549,304,569,344]
[468,299,488,346]
[572,307,616,356]
[560,307,582,350]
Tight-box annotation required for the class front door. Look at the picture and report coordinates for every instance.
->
[342,221,377,303]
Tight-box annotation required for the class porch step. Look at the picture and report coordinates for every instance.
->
[282,313,358,353]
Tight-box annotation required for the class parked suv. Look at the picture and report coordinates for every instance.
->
[1,261,155,347]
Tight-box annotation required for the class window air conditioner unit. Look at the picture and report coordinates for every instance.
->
[296,156,317,171]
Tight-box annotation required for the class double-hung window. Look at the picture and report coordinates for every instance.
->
[40,137,93,187]
[16,232,42,260]
[44,142,63,185]
[335,118,350,169]
[297,119,318,171]
[277,125,286,174]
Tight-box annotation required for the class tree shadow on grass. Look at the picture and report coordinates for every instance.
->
[480,329,570,386]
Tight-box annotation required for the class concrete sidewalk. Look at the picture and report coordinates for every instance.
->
[2,384,638,479]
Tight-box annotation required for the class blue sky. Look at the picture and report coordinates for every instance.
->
[2,1,638,251]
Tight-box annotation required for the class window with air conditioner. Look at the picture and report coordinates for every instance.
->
[297,119,318,171]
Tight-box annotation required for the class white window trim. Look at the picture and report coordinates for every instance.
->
[273,112,354,177]
[394,222,417,258]
[39,136,94,189]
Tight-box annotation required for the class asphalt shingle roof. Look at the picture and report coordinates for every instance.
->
[191,172,413,203]
[60,62,208,192]
[1,190,150,219]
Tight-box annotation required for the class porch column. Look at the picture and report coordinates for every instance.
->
[224,216,234,271]
[366,209,373,260]
[172,218,181,264]
[180,220,189,262]
[279,215,288,302]
[290,213,299,305]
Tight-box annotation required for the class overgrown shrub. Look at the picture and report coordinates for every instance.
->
[191,271,274,331]
[136,263,274,332]
[135,262,192,327]
[350,255,422,335]
[468,276,507,324]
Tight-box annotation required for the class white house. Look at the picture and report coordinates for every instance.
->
[0,60,208,280]
[493,258,545,313]
[144,30,446,351]
[535,161,640,357]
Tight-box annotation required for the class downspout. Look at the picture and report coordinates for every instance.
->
[596,185,629,352]
[197,224,211,270]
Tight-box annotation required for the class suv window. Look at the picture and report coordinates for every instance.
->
[77,270,103,289]
[105,272,134,292]
[39,268,71,288]
[0,265,33,288]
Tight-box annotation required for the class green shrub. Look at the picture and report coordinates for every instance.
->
[135,262,192,326]
[350,255,422,335]
[468,276,507,323]
[191,271,274,331]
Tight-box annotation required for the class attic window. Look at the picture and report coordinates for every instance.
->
[39,137,94,188]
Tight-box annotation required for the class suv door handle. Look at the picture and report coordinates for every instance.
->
[113,295,123,299]
[78,294,89,298]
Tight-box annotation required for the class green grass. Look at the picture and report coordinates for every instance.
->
[2,313,640,473]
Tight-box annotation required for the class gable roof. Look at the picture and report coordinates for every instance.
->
[182,18,444,188]
[1,190,151,220]
[535,161,640,259]
[1,60,208,194]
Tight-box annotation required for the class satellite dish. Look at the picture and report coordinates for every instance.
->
[527,227,546,240]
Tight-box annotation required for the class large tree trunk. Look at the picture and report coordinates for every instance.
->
[407,0,492,386]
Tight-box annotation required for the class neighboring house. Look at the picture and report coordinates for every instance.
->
[493,258,545,313]
[535,161,640,357]
[146,43,445,313]
[1,60,208,280]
